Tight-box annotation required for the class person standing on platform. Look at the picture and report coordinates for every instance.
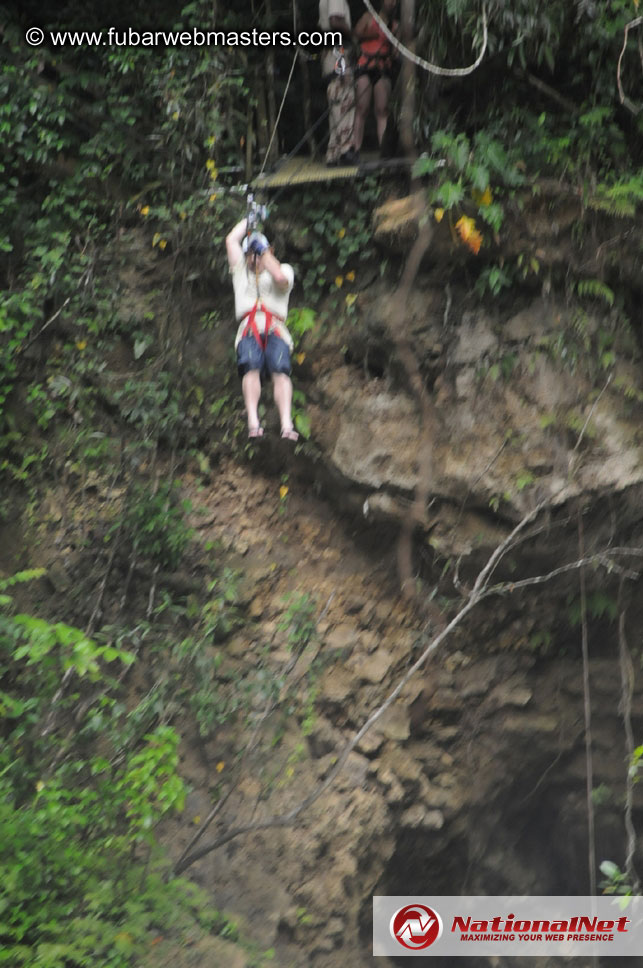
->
[353,0,399,154]
[319,0,359,167]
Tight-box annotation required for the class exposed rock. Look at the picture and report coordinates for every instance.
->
[319,663,358,703]
[489,682,533,708]
[374,703,411,741]
[324,622,359,654]
[452,311,499,363]
[502,712,559,733]
[318,368,421,490]
[346,647,396,683]
[401,804,445,830]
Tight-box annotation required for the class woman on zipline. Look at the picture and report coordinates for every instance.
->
[353,0,399,156]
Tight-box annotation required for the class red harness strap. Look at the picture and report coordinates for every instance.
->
[240,302,284,350]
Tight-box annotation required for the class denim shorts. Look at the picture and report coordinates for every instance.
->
[237,334,292,379]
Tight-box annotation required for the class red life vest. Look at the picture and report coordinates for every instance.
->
[358,16,397,73]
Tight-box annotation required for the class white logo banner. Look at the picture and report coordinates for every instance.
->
[373,895,643,957]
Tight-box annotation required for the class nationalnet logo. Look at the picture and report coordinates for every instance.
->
[390,904,443,950]
[374,896,643,957]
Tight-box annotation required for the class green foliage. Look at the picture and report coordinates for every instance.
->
[118,481,192,569]
[0,572,225,967]
[292,388,312,440]
[286,306,317,341]
[170,568,244,736]
[588,175,643,217]
[414,128,524,259]
[628,745,643,783]
[278,594,317,656]
[567,591,619,628]
[577,279,615,307]
[475,264,514,297]
[599,860,636,897]
[296,178,379,313]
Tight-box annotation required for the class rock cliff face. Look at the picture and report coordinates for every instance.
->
[168,271,643,962]
[158,203,643,964]
[172,454,643,968]
[309,289,643,552]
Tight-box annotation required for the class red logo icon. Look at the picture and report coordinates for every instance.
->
[390,903,443,950]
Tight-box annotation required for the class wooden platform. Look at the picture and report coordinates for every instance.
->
[253,153,412,189]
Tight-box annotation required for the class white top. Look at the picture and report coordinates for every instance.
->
[231,258,294,349]
[319,0,352,76]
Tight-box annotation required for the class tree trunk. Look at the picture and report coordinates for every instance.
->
[399,0,417,161]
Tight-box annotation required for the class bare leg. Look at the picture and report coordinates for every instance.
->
[242,370,261,431]
[272,372,296,434]
[352,74,372,152]
[373,76,392,145]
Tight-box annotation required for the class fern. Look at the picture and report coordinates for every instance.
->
[588,176,643,217]
[577,279,615,307]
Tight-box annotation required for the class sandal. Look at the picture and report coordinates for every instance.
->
[248,426,264,439]
[280,427,299,442]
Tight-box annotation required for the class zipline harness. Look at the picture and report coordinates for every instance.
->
[240,196,285,352]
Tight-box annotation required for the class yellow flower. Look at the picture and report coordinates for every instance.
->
[434,208,445,223]
[209,168,218,181]
[179,211,187,220]
[337,227,346,238]
[209,193,218,203]
[295,352,306,365]
[216,761,225,772]
[36,780,45,792]
[279,485,289,499]
[205,159,216,171]
[75,340,87,351]
[335,275,344,288]
[345,293,357,307]
[158,239,167,250]
[172,111,179,121]
[345,270,355,281]
[152,232,161,247]
[193,815,201,824]
[140,205,150,216]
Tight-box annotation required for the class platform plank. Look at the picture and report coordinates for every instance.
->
[253,154,412,189]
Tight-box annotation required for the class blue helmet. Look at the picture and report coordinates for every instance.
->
[242,231,269,256]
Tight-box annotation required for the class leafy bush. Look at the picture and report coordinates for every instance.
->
[0,571,209,967]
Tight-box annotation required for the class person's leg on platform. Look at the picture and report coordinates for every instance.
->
[353,73,372,153]
[373,76,392,145]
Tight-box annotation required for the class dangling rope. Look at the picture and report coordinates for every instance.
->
[361,0,488,77]
[258,50,300,180]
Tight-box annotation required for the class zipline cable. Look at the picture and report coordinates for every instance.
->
[257,49,300,180]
